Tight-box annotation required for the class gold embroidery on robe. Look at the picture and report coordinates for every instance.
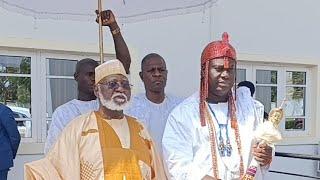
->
[81,129,99,136]
[95,112,152,180]
[80,160,96,180]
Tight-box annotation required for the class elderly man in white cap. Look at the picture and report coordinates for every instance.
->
[24,60,166,180]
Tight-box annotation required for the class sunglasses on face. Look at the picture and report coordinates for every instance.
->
[99,80,132,90]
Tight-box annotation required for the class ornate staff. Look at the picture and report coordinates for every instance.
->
[98,0,104,64]
[242,99,286,180]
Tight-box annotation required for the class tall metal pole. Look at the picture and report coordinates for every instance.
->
[98,0,104,64]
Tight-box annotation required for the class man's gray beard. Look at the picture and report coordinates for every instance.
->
[99,91,130,111]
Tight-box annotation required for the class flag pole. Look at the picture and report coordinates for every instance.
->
[98,0,104,64]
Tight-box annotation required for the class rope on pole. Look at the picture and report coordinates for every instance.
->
[98,0,104,64]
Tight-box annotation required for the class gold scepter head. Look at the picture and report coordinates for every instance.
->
[268,98,286,128]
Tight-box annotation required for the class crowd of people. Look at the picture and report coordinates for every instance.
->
[1,10,274,180]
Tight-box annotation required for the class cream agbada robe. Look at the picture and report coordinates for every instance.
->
[25,112,166,180]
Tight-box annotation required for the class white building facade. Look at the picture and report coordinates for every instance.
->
[0,0,319,179]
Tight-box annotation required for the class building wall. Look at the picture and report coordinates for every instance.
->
[1,0,319,179]
[211,0,320,58]
[267,144,319,179]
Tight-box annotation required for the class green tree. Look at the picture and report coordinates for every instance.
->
[0,57,31,107]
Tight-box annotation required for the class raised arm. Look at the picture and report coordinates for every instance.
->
[96,10,131,74]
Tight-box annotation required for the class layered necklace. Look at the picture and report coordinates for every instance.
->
[208,104,232,157]
[206,94,244,179]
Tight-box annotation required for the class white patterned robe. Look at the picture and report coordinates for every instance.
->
[162,87,271,180]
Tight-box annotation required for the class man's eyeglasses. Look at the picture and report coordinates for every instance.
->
[99,81,132,90]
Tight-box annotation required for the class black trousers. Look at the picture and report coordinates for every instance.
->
[0,170,8,180]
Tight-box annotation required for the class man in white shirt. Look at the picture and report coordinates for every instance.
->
[126,53,182,155]
[45,10,131,153]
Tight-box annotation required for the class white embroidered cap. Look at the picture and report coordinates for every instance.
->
[95,59,127,84]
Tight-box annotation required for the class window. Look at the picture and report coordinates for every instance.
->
[0,55,32,138]
[45,58,78,134]
[255,69,278,113]
[285,71,306,131]
[237,63,311,138]
[236,69,246,83]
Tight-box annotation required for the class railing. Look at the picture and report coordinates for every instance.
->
[269,152,320,179]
